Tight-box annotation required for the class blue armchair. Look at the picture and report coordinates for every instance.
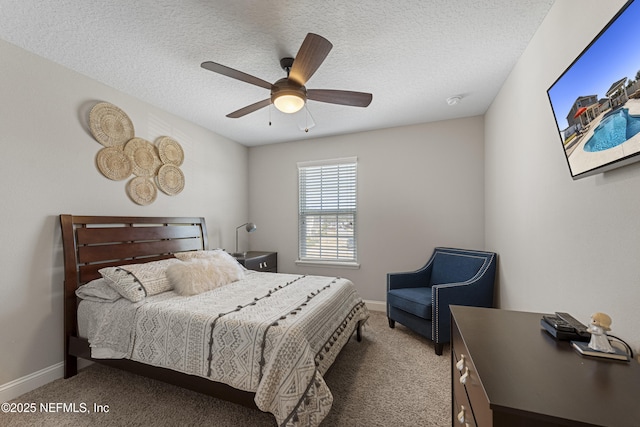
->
[387,247,496,355]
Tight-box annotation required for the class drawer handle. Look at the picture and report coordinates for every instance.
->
[456,354,466,371]
[459,367,469,385]
[457,405,469,425]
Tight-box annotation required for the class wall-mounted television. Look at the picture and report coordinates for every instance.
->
[547,0,640,180]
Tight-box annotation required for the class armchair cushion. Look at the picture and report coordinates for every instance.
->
[387,287,432,319]
[429,253,485,286]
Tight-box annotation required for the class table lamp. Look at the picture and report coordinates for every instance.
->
[235,222,257,256]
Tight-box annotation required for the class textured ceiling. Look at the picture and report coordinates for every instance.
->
[0,0,555,146]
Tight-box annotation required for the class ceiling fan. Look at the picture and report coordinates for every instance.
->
[201,33,372,118]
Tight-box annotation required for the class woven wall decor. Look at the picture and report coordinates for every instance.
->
[124,137,162,177]
[89,102,135,147]
[156,136,184,166]
[156,164,185,195]
[127,176,157,206]
[96,147,132,180]
[88,101,186,205]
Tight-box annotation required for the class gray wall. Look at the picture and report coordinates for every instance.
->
[485,0,640,351]
[248,117,486,302]
[0,38,249,386]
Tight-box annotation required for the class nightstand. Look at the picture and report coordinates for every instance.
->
[234,251,277,273]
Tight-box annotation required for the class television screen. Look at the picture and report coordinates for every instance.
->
[547,0,640,179]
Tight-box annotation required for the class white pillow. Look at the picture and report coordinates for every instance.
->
[175,249,246,271]
[176,249,227,261]
[167,256,245,296]
[76,278,122,302]
[99,258,181,302]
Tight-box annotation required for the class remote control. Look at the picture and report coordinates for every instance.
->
[555,312,590,337]
[542,315,574,332]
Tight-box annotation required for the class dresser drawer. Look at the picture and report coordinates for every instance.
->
[453,351,477,427]
[452,319,492,426]
[238,252,277,272]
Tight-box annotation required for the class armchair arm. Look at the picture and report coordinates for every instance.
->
[387,259,435,290]
[431,271,495,344]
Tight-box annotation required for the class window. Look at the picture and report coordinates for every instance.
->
[297,157,358,266]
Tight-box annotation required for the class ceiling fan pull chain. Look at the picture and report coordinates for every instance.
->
[297,105,315,133]
[305,108,310,132]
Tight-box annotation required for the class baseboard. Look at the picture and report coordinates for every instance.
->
[0,362,63,403]
[0,359,93,402]
[364,299,385,312]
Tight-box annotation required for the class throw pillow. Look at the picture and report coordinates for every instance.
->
[99,258,181,302]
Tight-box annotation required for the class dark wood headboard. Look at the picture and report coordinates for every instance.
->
[59,215,208,377]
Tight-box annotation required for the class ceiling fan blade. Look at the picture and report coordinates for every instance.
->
[307,89,372,107]
[201,61,272,90]
[226,98,271,118]
[288,33,333,86]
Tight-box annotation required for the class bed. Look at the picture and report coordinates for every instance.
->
[60,215,369,427]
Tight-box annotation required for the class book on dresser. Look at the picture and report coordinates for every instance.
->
[571,340,630,361]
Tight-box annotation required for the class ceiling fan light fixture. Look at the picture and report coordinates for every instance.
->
[273,92,305,114]
[271,78,306,114]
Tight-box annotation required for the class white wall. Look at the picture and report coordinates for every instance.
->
[248,117,486,302]
[0,39,249,386]
[485,0,640,352]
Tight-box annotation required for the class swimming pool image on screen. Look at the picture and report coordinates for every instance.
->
[583,108,640,152]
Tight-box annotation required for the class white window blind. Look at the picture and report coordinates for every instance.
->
[298,157,357,264]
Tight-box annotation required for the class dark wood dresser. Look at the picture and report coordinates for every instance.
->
[451,305,640,426]
[234,251,277,273]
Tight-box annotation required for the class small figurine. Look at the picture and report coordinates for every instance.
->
[587,312,614,353]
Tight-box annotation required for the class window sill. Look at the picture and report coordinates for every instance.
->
[295,260,360,269]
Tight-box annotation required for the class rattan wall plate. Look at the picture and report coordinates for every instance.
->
[89,102,135,147]
[156,136,184,166]
[124,137,161,177]
[127,176,157,205]
[96,147,132,181]
[156,164,185,195]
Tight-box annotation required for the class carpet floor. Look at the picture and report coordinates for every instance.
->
[2,311,450,426]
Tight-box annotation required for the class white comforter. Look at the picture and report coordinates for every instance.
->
[78,271,369,427]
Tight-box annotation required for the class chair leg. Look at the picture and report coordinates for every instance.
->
[388,318,395,328]
[434,343,443,356]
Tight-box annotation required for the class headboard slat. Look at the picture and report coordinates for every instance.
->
[78,239,203,264]
[76,225,203,245]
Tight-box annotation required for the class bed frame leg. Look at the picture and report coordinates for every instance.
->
[65,354,78,379]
